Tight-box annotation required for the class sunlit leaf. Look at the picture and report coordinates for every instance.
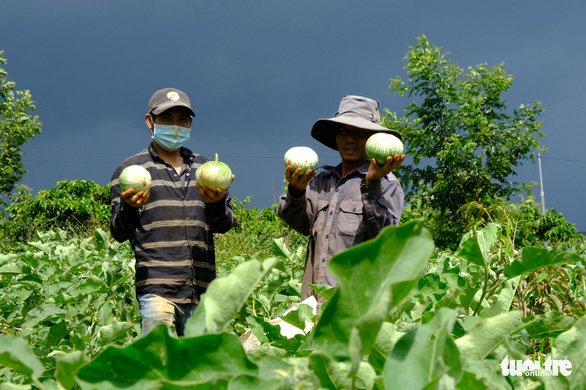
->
[309,351,376,390]
[455,311,530,360]
[53,350,91,390]
[96,320,134,347]
[313,221,434,369]
[185,258,278,337]
[76,324,257,389]
[383,308,461,390]
[504,247,582,279]
[0,335,44,379]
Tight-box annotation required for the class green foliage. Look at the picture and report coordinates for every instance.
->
[384,35,545,247]
[0,215,306,388]
[2,221,586,389]
[213,198,308,335]
[313,222,434,368]
[214,196,308,264]
[3,34,583,387]
[0,51,43,206]
[220,238,306,338]
[0,180,110,246]
[0,229,138,385]
[186,257,280,337]
[457,196,583,248]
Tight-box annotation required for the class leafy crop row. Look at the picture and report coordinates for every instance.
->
[2,220,586,389]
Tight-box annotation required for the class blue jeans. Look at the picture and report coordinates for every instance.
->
[137,294,197,337]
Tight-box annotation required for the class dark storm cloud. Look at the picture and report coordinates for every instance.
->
[1,0,585,230]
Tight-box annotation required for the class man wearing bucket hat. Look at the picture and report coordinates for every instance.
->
[278,95,405,302]
[109,88,235,336]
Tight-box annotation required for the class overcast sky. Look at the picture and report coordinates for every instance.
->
[2,1,585,231]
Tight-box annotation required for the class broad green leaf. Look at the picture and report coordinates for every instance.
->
[313,222,434,366]
[0,335,44,379]
[548,329,586,389]
[243,355,321,389]
[21,303,66,329]
[280,303,314,332]
[76,324,258,389]
[309,351,376,390]
[0,262,22,276]
[96,320,134,347]
[533,331,586,390]
[272,335,304,353]
[383,308,461,390]
[479,276,519,318]
[27,241,53,255]
[0,253,21,265]
[553,315,586,355]
[93,229,109,251]
[47,320,70,347]
[55,243,81,262]
[368,322,404,374]
[53,350,91,390]
[271,238,290,259]
[455,311,531,360]
[501,336,530,362]
[456,358,512,390]
[96,300,114,325]
[0,382,38,390]
[247,343,289,360]
[458,223,499,268]
[522,311,575,340]
[77,275,109,295]
[185,258,278,337]
[308,283,336,301]
[246,317,269,345]
[227,375,282,390]
[504,246,582,279]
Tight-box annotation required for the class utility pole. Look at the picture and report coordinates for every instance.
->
[538,152,546,215]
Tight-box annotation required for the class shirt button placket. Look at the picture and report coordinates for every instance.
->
[318,190,338,283]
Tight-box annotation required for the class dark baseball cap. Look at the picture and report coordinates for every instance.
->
[148,88,195,116]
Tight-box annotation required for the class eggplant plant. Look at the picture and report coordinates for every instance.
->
[2,221,586,389]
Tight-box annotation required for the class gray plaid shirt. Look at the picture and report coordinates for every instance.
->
[278,160,404,301]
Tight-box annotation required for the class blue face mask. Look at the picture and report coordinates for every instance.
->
[152,124,191,152]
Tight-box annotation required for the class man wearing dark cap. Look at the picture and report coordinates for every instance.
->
[109,88,235,336]
[278,95,405,302]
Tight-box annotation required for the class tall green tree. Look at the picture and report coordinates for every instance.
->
[384,35,545,247]
[0,50,42,206]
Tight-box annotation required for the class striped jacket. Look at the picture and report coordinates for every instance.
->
[109,144,235,304]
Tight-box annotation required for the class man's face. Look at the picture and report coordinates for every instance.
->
[153,106,192,129]
[335,125,370,163]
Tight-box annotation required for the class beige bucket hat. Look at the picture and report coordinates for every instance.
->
[311,95,402,150]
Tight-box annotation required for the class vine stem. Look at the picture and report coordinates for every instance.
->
[473,264,490,316]
[32,376,47,390]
